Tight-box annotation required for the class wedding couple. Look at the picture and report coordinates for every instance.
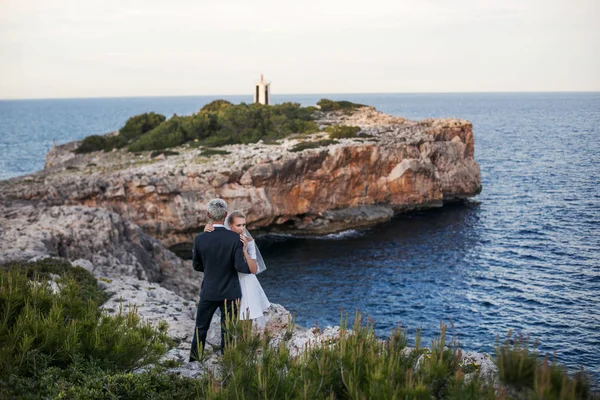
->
[189,198,270,362]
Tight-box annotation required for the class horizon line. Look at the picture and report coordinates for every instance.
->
[1,90,599,102]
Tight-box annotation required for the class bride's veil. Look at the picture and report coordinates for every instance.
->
[224,218,267,274]
[244,228,267,274]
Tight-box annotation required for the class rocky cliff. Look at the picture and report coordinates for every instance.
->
[0,107,481,248]
[0,105,491,380]
[0,204,199,299]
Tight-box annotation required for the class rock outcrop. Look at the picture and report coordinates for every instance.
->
[0,204,199,299]
[0,106,481,248]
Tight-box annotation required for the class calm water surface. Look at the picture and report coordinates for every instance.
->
[1,93,599,380]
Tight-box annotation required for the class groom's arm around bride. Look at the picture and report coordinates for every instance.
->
[189,199,251,362]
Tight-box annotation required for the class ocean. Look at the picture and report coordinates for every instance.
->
[1,92,599,381]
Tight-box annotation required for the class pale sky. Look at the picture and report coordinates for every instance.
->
[0,0,598,99]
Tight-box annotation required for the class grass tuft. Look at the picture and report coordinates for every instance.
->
[325,125,361,139]
[290,139,338,153]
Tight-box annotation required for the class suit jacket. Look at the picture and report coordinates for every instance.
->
[192,227,250,301]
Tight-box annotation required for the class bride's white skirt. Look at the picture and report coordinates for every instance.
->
[238,272,270,320]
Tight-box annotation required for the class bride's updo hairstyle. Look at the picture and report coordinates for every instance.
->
[227,210,247,225]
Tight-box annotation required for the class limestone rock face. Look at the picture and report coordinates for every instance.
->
[0,107,481,247]
[0,205,200,299]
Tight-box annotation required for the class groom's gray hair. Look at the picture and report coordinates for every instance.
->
[207,198,228,222]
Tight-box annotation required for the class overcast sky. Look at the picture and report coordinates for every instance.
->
[0,0,598,99]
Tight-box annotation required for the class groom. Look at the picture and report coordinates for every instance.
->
[189,198,250,362]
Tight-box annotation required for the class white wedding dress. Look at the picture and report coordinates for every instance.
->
[238,240,270,320]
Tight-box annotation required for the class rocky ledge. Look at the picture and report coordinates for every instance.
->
[0,106,481,248]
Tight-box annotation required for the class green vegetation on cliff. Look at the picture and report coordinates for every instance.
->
[326,124,362,139]
[74,100,325,153]
[317,98,366,113]
[73,99,371,154]
[0,259,175,399]
[290,139,339,152]
[75,112,166,154]
[198,314,595,400]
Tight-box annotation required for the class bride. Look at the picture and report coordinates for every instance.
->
[205,210,270,322]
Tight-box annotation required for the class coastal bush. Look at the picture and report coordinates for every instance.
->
[317,98,366,113]
[198,313,598,399]
[214,102,319,144]
[128,115,191,152]
[103,133,129,150]
[200,99,233,113]
[196,312,501,399]
[74,113,166,153]
[37,361,200,400]
[119,112,166,141]
[496,331,594,399]
[201,134,236,148]
[326,124,362,139]
[283,118,320,135]
[0,259,173,399]
[74,134,109,153]
[272,101,319,128]
[290,139,338,152]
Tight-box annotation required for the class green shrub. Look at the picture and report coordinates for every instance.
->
[119,112,166,141]
[271,102,317,122]
[181,112,215,141]
[74,135,109,153]
[496,331,538,389]
[284,118,320,135]
[196,311,502,399]
[201,134,236,148]
[200,99,233,113]
[128,116,190,152]
[103,133,129,150]
[199,310,596,399]
[10,360,200,400]
[317,98,366,112]
[496,331,594,399]
[0,259,173,399]
[290,139,338,152]
[326,124,361,139]
[74,113,166,153]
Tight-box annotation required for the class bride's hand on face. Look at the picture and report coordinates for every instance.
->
[204,222,214,232]
[240,234,254,250]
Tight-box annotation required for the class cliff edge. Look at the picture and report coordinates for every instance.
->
[0,106,481,248]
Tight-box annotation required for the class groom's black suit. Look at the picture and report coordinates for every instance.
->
[190,226,250,361]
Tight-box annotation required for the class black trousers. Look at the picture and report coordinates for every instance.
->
[189,297,238,362]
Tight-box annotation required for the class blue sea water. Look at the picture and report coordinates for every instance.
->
[1,93,599,381]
